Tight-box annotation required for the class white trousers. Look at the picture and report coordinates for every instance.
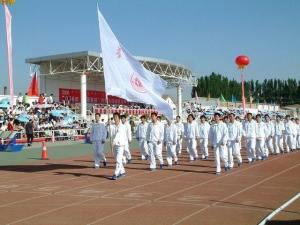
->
[92,141,106,167]
[227,140,242,167]
[138,138,149,159]
[265,136,274,156]
[213,145,228,173]
[245,138,256,162]
[256,138,266,158]
[166,143,178,165]
[186,138,198,160]
[285,135,296,152]
[123,142,132,163]
[113,145,125,176]
[199,138,209,158]
[148,141,164,169]
[297,135,300,149]
[274,135,284,154]
[176,137,183,154]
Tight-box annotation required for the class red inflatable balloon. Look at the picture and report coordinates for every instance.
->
[235,55,250,69]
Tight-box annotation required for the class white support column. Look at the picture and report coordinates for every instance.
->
[81,73,87,119]
[177,85,182,117]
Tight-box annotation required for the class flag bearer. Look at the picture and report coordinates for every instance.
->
[110,113,127,180]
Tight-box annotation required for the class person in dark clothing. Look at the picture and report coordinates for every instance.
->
[25,119,34,146]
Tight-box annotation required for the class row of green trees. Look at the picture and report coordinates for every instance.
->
[192,73,300,106]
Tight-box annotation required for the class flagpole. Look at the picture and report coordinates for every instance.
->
[105,94,114,156]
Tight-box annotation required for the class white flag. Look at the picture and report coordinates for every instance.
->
[97,5,173,119]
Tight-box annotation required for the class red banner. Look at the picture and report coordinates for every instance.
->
[59,88,128,105]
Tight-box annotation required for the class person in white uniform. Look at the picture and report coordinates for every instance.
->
[274,116,285,154]
[264,115,275,156]
[121,115,132,164]
[243,113,257,163]
[227,113,243,168]
[109,113,127,180]
[209,113,229,175]
[198,115,210,160]
[255,114,267,160]
[136,115,149,160]
[295,118,300,149]
[184,114,199,161]
[284,115,297,152]
[164,119,178,166]
[175,116,184,155]
[90,113,107,168]
[146,112,165,170]
[157,115,165,160]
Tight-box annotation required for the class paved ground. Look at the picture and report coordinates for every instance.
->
[0,141,299,225]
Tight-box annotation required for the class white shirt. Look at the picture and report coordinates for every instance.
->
[243,120,257,138]
[265,121,275,137]
[184,121,199,139]
[256,121,267,138]
[164,123,178,144]
[285,121,297,136]
[146,122,164,143]
[175,121,184,137]
[274,121,285,136]
[90,122,107,142]
[123,121,132,142]
[209,122,228,146]
[110,123,127,146]
[227,121,242,141]
[136,122,148,140]
[198,121,210,139]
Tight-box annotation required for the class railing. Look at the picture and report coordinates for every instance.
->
[14,128,88,142]
[93,107,158,116]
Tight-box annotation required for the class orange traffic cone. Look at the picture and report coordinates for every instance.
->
[41,141,49,160]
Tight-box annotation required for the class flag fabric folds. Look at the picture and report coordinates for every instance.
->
[28,73,39,96]
[97,5,173,119]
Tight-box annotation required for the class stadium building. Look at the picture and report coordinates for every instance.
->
[26,51,196,118]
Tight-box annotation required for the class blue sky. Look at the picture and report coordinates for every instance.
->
[0,0,299,99]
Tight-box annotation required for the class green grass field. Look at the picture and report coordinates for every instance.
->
[0,139,139,166]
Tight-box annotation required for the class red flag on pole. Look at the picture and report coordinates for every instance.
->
[28,73,39,96]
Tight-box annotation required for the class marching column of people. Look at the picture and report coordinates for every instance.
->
[89,112,300,179]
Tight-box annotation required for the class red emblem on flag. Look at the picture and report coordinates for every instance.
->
[130,73,147,93]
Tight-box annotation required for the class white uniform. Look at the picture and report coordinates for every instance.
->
[256,121,267,159]
[175,121,184,154]
[274,121,285,154]
[110,123,127,176]
[227,121,243,168]
[265,121,275,156]
[123,121,132,163]
[243,120,257,162]
[184,121,199,161]
[164,123,178,166]
[198,121,210,159]
[209,121,229,173]
[136,121,149,160]
[90,122,107,168]
[296,122,300,149]
[146,122,164,169]
[285,121,297,152]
